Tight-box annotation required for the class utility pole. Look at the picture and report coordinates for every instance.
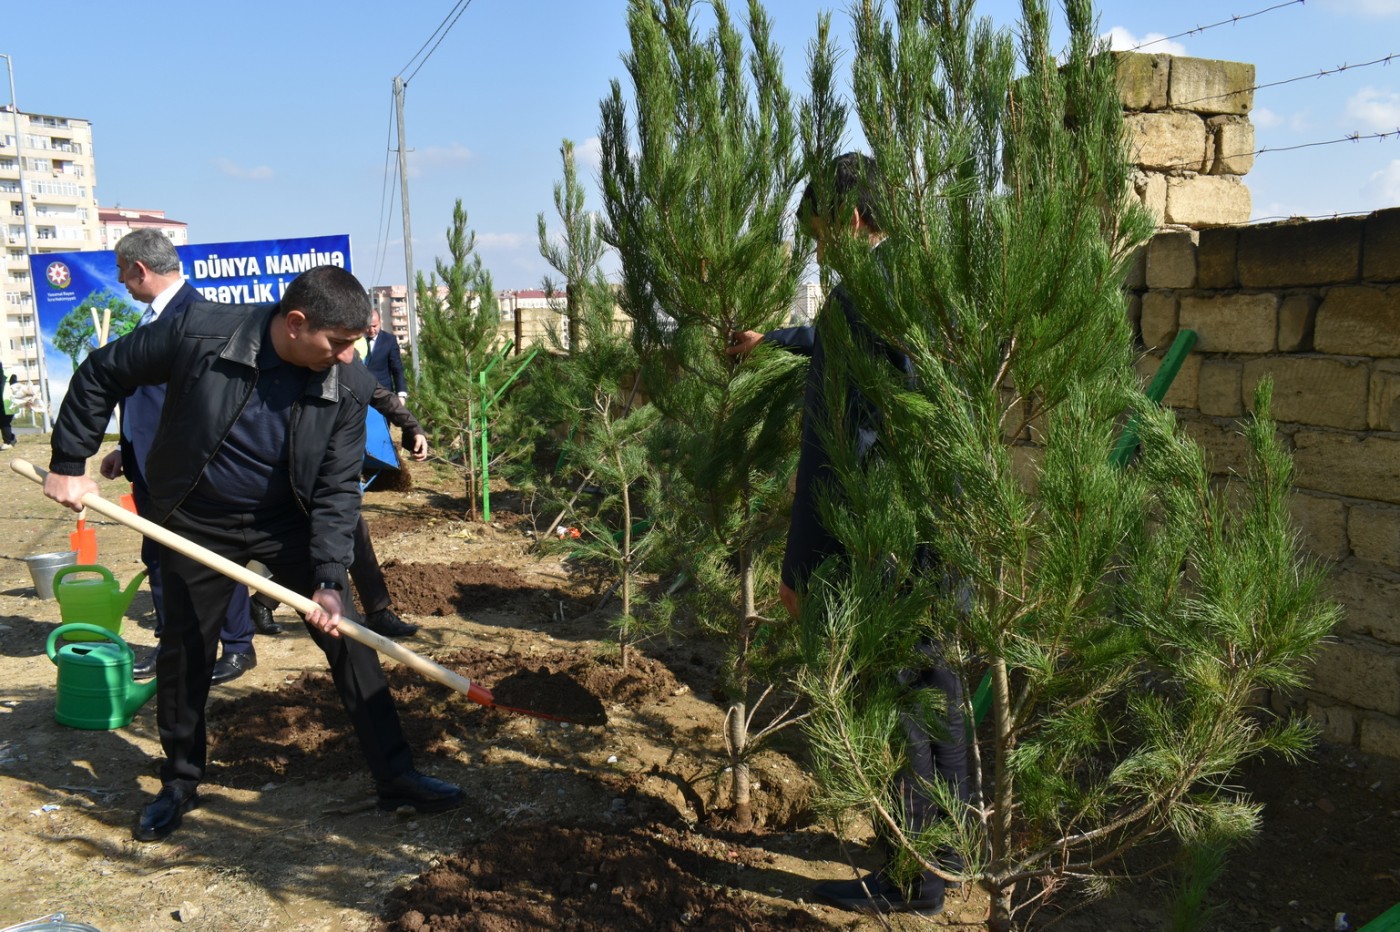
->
[393,76,420,379]
[2,52,50,431]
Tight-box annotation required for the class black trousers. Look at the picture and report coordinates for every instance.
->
[133,476,253,654]
[156,504,413,790]
[251,515,391,616]
[896,644,970,855]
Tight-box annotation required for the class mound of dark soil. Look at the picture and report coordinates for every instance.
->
[378,821,827,931]
[383,561,548,616]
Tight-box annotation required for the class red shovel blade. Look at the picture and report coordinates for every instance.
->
[70,518,98,564]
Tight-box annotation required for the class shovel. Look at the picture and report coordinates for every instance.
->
[12,458,601,725]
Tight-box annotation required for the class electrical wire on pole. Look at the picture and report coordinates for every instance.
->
[393,75,420,380]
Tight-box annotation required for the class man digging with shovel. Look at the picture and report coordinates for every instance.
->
[43,265,464,841]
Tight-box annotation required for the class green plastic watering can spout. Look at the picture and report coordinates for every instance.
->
[125,674,159,716]
[116,569,147,616]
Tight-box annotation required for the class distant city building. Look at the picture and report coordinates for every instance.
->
[99,207,188,250]
[789,281,824,325]
[1,105,99,382]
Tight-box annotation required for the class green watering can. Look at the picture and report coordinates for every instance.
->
[52,564,146,642]
[45,624,158,729]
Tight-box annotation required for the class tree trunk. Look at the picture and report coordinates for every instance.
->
[728,545,756,831]
[620,468,633,673]
[465,398,480,522]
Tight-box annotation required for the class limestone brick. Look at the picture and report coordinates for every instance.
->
[1289,491,1348,562]
[1178,293,1277,353]
[1008,443,1041,494]
[1123,111,1208,172]
[1133,172,1167,225]
[1145,229,1198,288]
[1306,701,1357,745]
[1124,246,1147,290]
[1310,640,1400,715]
[1135,351,1200,408]
[1114,52,1170,111]
[1315,284,1400,356]
[1241,356,1368,430]
[1196,226,1239,289]
[1360,715,1400,757]
[1207,115,1255,175]
[1363,206,1400,282]
[1139,291,1178,350]
[1168,56,1255,115]
[1328,564,1400,645]
[1294,432,1400,506]
[1238,218,1363,289]
[1369,360,1400,431]
[1277,294,1318,353]
[1198,360,1242,417]
[1349,503,1400,569]
[1165,175,1251,227]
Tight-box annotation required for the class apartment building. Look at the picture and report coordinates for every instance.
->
[99,207,188,250]
[1,105,99,381]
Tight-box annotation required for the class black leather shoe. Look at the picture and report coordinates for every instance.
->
[210,649,257,686]
[364,607,418,638]
[812,871,945,916]
[131,647,159,680]
[132,784,199,842]
[250,600,282,636]
[376,769,464,812]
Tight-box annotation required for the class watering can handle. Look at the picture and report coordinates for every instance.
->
[51,564,116,587]
[12,458,494,708]
[46,623,133,664]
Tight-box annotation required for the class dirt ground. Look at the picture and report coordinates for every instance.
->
[2,432,1399,931]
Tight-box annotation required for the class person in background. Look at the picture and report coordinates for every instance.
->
[727,153,968,917]
[360,309,407,397]
[0,370,16,449]
[45,264,463,842]
[99,229,272,688]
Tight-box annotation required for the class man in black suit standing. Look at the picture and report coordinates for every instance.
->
[362,309,407,397]
[98,230,275,686]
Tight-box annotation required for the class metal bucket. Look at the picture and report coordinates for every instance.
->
[22,550,78,600]
[1,913,101,932]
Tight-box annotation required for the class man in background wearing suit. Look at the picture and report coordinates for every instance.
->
[98,229,276,686]
[362,309,406,397]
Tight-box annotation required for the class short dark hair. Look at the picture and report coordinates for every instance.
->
[799,151,883,234]
[115,228,181,275]
[279,266,371,331]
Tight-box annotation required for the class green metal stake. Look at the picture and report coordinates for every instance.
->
[476,343,540,522]
[970,329,1199,730]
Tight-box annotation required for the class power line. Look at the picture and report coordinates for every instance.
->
[1130,0,1306,52]
[398,0,469,80]
[1176,51,1397,108]
[402,0,474,86]
[370,97,398,286]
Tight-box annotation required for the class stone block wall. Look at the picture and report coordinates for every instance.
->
[1130,207,1400,757]
[1116,52,1255,227]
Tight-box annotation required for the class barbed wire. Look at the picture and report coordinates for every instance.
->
[1129,0,1306,52]
[1150,127,1399,173]
[1175,52,1397,108]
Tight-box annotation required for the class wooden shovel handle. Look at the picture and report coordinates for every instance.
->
[11,458,495,707]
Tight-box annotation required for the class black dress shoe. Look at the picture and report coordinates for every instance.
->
[210,649,257,686]
[376,769,464,812]
[364,607,419,638]
[131,647,159,680]
[250,600,282,636]
[132,784,199,842]
[812,871,945,916]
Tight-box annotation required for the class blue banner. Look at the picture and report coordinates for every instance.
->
[29,234,351,417]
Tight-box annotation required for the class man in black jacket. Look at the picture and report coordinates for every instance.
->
[362,309,407,396]
[45,265,462,842]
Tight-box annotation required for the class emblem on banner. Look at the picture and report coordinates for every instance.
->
[45,261,72,289]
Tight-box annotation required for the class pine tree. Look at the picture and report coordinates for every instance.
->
[795,1,1339,927]
[599,0,817,829]
[531,138,662,670]
[413,199,504,520]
